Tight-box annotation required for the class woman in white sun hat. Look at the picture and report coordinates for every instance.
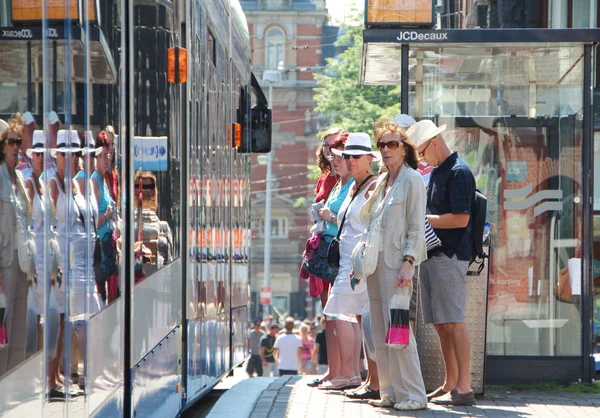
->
[49,130,101,394]
[319,132,379,390]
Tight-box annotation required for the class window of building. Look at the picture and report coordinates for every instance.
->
[265,27,285,70]
[252,217,289,238]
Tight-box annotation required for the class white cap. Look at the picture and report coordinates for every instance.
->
[0,119,8,135]
[21,111,35,126]
[392,114,416,128]
[48,111,60,125]
[25,131,48,158]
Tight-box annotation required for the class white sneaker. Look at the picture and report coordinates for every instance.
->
[394,399,427,411]
[368,397,395,408]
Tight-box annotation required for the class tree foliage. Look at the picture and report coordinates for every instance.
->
[314,12,401,138]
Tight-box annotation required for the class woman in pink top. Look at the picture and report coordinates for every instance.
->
[299,323,316,375]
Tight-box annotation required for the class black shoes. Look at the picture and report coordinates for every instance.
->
[345,385,380,400]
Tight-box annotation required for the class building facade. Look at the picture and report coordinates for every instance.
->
[241,0,336,321]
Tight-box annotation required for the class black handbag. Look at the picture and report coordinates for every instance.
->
[327,175,374,269]
[301,236,338,284]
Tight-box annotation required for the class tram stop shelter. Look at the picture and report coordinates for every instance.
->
[360,27,600,391]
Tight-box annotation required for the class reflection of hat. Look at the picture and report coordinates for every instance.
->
[392,114,416,128]
[25,130,48,158]
[331,132,379,160]
[21,111,35,126]
[48,111,60,125]
[50,130,83,157]
[82,131,103,155]
[406,120,447,149]
[0,119,8,135]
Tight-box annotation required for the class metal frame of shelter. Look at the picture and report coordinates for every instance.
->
[360,28,600,385]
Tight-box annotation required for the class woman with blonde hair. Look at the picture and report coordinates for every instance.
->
[0,114,33,376]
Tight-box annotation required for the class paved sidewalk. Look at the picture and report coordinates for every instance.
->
[231,375,600,418]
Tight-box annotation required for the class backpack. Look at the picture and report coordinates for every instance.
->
[467,190,488,275]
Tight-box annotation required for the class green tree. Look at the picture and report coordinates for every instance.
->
[314,12,400,138]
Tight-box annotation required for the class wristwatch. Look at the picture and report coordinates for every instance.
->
[331,213,337,223]
[403,258,414,266]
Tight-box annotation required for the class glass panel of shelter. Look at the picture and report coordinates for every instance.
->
[408,43,584,356]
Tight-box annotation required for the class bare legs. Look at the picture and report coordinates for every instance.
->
[433,322,472,394]
[331,320,361,382]
[356,315,379,391]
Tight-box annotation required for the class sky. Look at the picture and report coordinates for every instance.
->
[326,0,362,24]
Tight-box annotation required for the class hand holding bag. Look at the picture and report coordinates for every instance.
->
[327,175,374,270]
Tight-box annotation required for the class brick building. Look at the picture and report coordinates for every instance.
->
[241,0,338,320]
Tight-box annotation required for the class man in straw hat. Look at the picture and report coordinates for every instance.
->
[406,120,476,406]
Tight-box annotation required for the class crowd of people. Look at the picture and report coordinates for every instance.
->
[258,114,477,411]
[0,112,120,399]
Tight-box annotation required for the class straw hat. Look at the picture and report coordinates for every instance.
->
[406,120,447,149]
[330,132,380,160]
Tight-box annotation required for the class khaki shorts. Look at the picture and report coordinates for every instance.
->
[419,253,469,324]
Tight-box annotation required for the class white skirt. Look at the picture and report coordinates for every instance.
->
[323,279,369,319]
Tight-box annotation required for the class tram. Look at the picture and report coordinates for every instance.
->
[0,0,269,416]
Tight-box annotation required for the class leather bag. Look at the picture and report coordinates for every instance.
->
[301,234,337,284]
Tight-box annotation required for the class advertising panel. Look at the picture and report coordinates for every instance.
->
[12,0,98,23]
[365,0,434,28]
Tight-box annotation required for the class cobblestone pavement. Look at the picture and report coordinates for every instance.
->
[248,376,600,418]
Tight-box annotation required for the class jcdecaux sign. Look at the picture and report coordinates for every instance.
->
[396,31,448,41]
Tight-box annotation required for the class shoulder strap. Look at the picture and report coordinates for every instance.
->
[335,174,373,240]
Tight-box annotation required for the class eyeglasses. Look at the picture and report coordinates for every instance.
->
[342,154,364,160]
[327,154,344,161]
[418,140,432,158]
[7,137,22,147]
[376,140,401,150]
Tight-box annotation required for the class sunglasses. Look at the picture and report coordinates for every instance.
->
[419,141,432,158]
[7,137,22,146]
[376,140,402,150]
[58,151,82,157]
[342,154,364,160]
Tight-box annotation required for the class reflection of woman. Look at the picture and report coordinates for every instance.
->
[93,132,117,303]
[0,115,31,376]
[49,130,101,395]
[363,120,427,411]
[321,133,378,390]
[25,130,63,396]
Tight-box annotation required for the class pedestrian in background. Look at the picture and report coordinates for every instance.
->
[245,319,265,377]
[274,316,303,376]
[260,323,280,377]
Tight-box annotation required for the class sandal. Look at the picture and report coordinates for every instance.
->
[346,385,381,400]
[48,386,66,402]
[394,399,427,411]
[318,377,359,391]
[426,386,449,402]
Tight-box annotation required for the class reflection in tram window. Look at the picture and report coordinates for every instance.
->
[0,115,34,376]
[134,171,174,279]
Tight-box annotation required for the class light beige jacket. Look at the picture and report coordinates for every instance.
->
[360,163,427,270]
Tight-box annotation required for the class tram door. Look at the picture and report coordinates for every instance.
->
[409,43,586,388]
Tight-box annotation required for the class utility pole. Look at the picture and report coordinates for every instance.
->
[261,66,282,318]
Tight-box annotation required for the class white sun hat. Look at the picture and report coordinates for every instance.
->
[25,130,48,158]
[406,120,447,149]
[48,111,60,126]
[21,111,35,126]
[82,130,103,155]
[330,132,379,160]
[0,119,8,135]
[392,114,417,128]
[50,130,83,157]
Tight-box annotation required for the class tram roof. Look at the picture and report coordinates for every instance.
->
[0,25,117,84]
[360,28,600,86]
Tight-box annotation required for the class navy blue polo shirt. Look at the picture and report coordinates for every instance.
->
[426,152,475,261]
